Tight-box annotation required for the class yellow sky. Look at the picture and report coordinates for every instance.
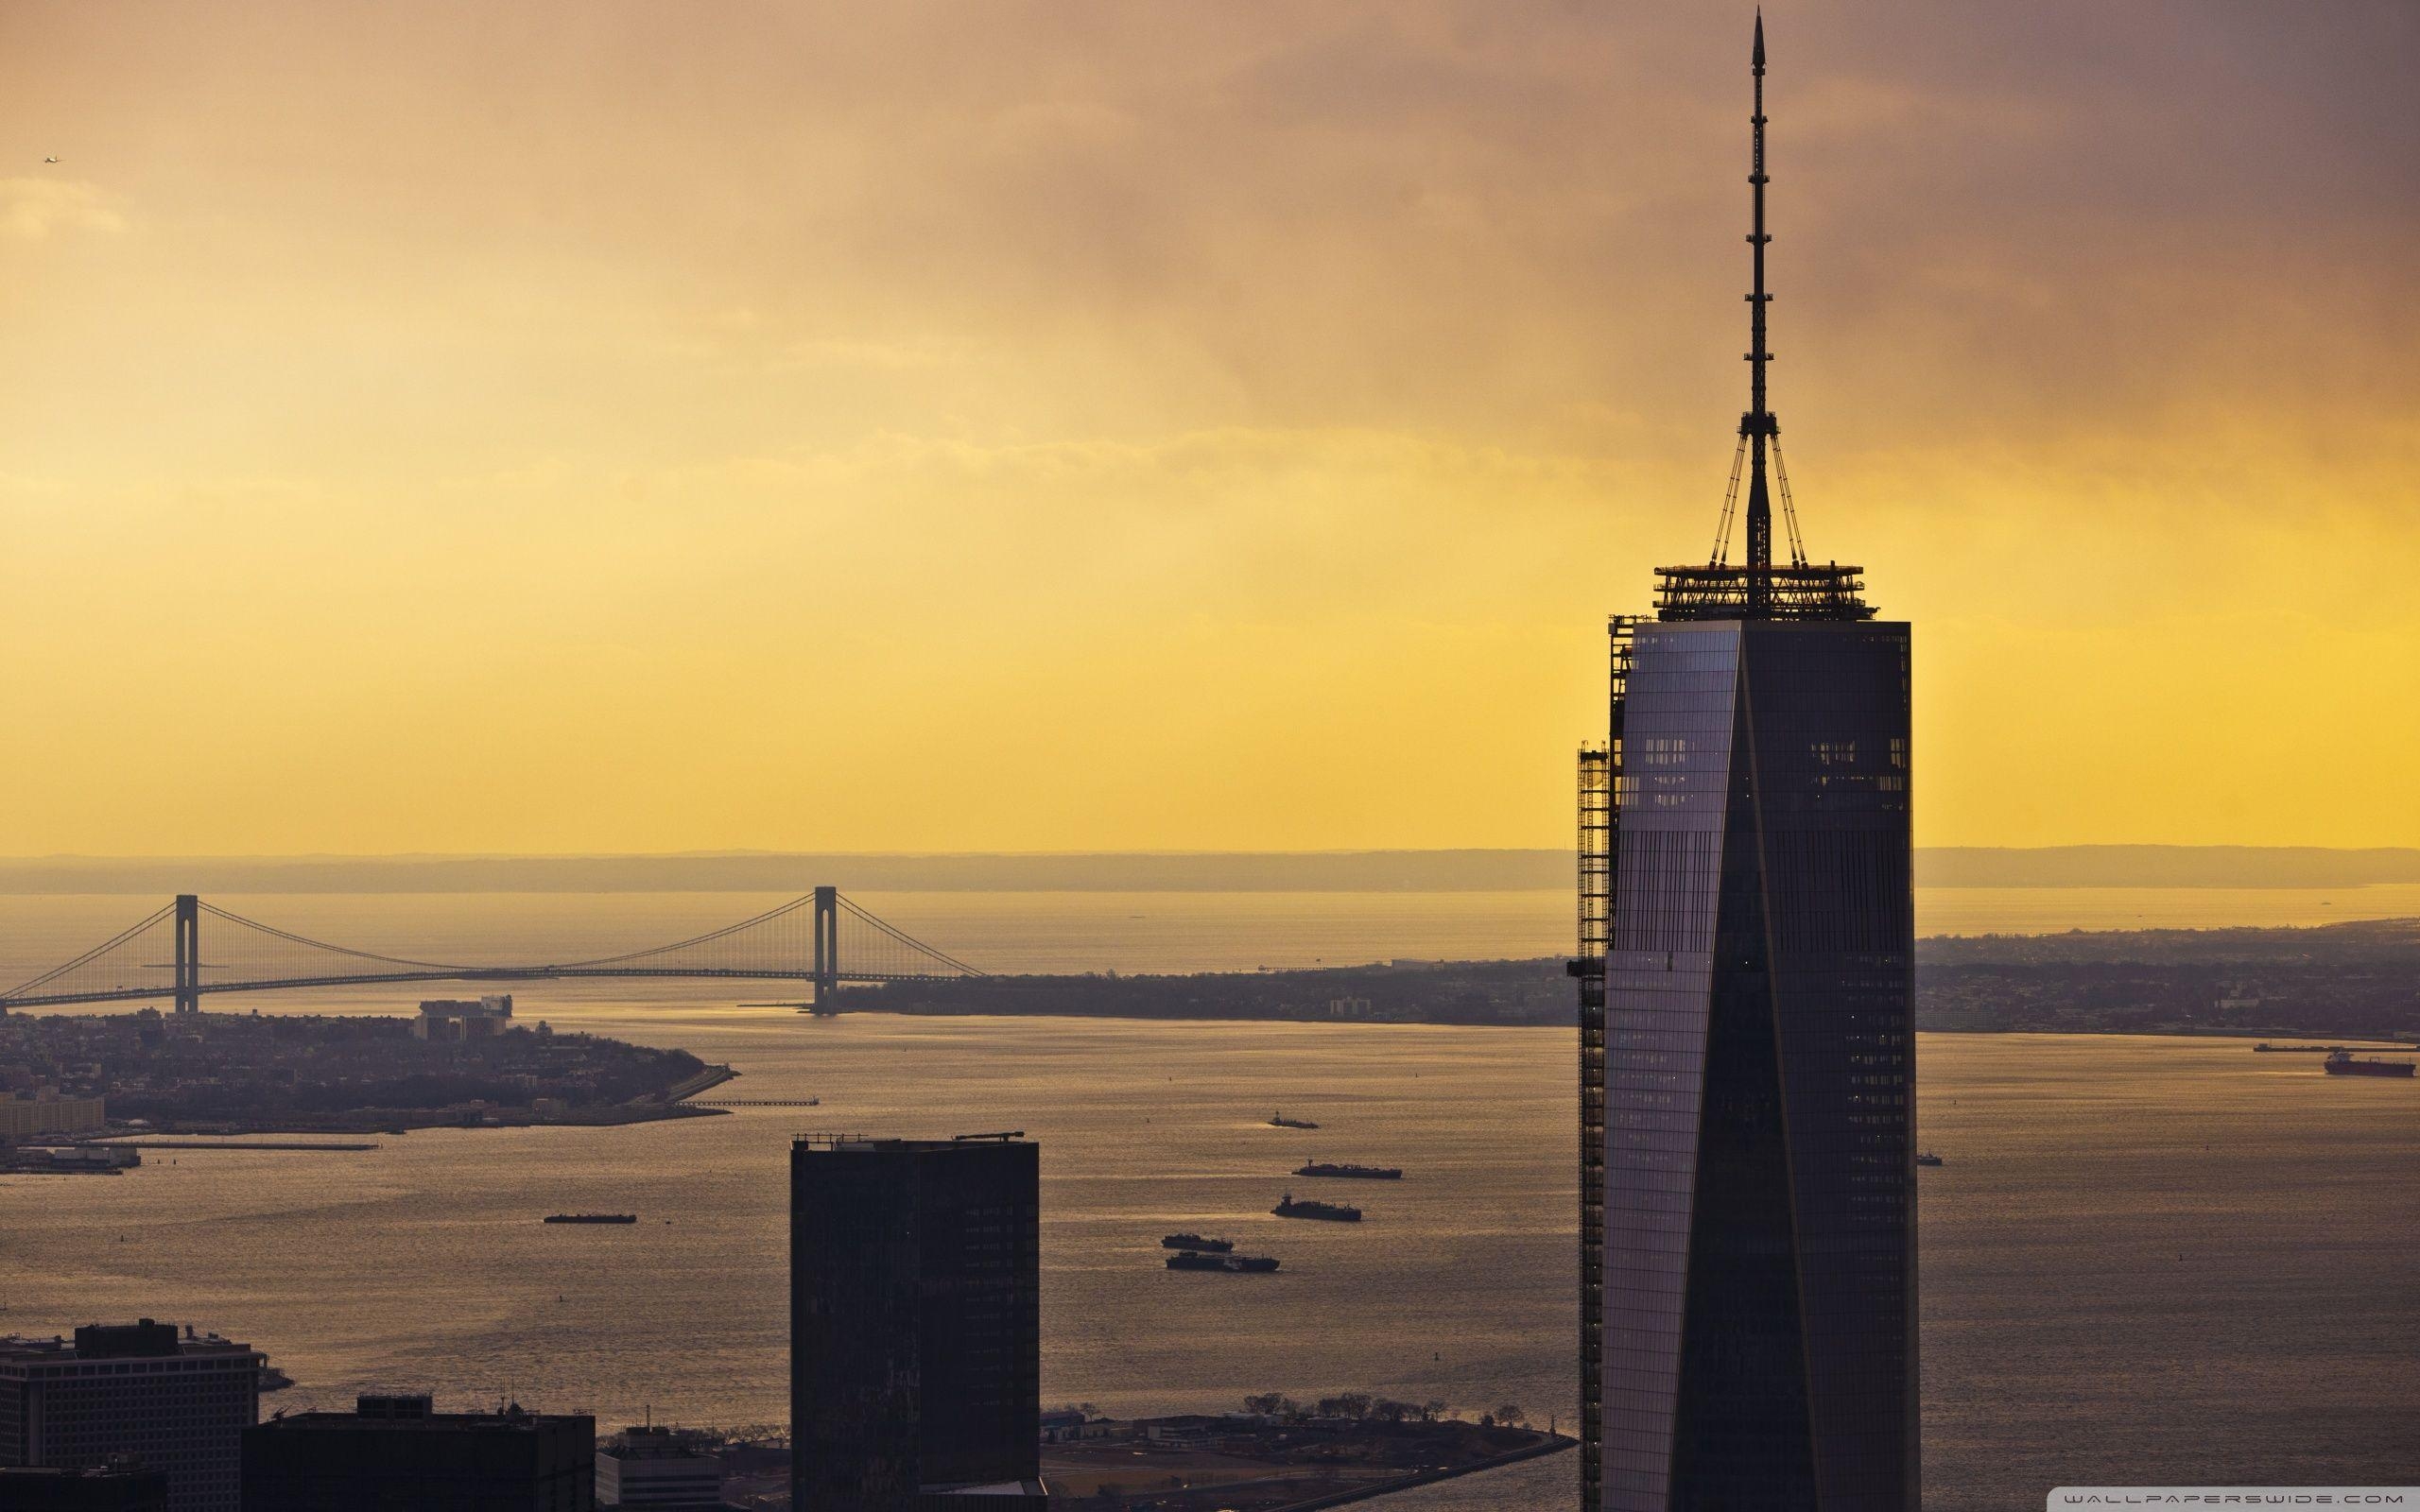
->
[3,2,2415,855]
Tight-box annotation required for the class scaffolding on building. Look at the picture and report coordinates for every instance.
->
[1653,559,1873,622]
[1572,613,1632,1508]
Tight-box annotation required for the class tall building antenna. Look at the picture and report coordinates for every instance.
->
[1665,9,1862,624]
[1741,9,1776,613]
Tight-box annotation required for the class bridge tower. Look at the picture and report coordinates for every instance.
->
[173,894,201,1015]
[810,886,839,1010]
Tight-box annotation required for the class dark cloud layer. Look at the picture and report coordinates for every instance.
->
[1,2,2412,850]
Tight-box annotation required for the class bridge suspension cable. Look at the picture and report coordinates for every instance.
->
[1,902,177,1005]
[834,894,986,979]
[549,892,821,971]
[198,902,475,973]
[0,890,983,1010]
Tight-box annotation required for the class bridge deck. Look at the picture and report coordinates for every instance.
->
[0,968,959,1011]
[0,890,981,1011]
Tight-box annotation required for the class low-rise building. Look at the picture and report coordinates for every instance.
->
[0,1462,171,1511]
[0,1093,107,1141]
[240,1393,593,1510]
[596,1426,723,1508]
[413,995,514,1042]
[1036,1411,1084,1445]
[0,1145,140,1175]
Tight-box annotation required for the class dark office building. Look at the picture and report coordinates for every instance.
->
[790,1134,1044,1512]
[0,1321,262,1512]
[1573,19,1915,1512]
[239,1394,594,1512]
[0,1464,170,1512]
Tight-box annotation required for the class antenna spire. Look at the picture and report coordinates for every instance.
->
[1657,10,1872,623]
[1741,9,1775,610]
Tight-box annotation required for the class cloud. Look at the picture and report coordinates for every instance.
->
[774,336,967,373]
[4,0,2416,851]
[0,179,126,240]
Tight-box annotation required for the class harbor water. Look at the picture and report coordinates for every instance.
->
[4,889,2417,1507]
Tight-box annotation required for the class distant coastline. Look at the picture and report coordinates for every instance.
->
[0,1011,729,1140]
[6,845,2420,894]
[854,915,2420,1043]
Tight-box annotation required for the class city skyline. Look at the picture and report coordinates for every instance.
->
[2,9,2412,1508]
[5,2,2415,857]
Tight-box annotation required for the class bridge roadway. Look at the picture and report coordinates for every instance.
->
[0,968,949,1012]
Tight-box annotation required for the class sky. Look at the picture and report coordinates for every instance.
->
[3,1,2415,856]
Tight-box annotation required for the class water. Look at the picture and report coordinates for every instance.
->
[4,890,2418,1508]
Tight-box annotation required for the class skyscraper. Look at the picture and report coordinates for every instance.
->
[0,1321,264,1512]
[1574,17,1916,1512]
[790,1133,1045,1512]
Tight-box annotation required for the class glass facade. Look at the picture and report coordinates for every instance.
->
[1599,619,1914,1512]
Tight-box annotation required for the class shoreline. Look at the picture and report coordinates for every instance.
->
[2,1009,733,1141]
[1269,1433,1574,1511]
[853,918,2420,1041]
[84,1100,731,1142]
[836,999,2419,1044]
[1036,1418,1570,1512]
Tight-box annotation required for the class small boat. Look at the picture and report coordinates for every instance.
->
[543,1212,638,1225]
[1914,1152,1944,1167]
[2323,1051,2415,1078]
[1273,1193,1360,1222]
[1268,1111,1320,1130]
[1167,1251,1280,1273]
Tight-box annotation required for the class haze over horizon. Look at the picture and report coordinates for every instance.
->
[9,844,2420,897]
[6,1,2414,857]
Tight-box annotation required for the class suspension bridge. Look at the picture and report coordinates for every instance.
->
[0,888,983,1014]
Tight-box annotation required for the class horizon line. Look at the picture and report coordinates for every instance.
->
[8,842,2420,864]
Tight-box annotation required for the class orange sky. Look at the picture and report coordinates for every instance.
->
[3,2,2415,856]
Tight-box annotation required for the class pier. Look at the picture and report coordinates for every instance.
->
[93,1140,380,1153]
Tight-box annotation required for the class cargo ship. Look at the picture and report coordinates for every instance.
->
[1273,1193,1360,1222]
[1294,1161,1402,1180]
[1166,1251,1280,1273]
[543,1212,638,1224]
[1268,1112,1320,1130]
[1161,1233,1234,1252]
[2323,1051,2415,1078]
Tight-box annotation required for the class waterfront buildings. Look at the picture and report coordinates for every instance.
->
[0,1144,140,1175]
[595,1427,724,1508]
[790,1134,1045,1512]
[0,1322,264,1512]
[1574,19,1917,1512]
[239,1393,594,1510]
[0,1092,106,1140]
[413,994,515,1040]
